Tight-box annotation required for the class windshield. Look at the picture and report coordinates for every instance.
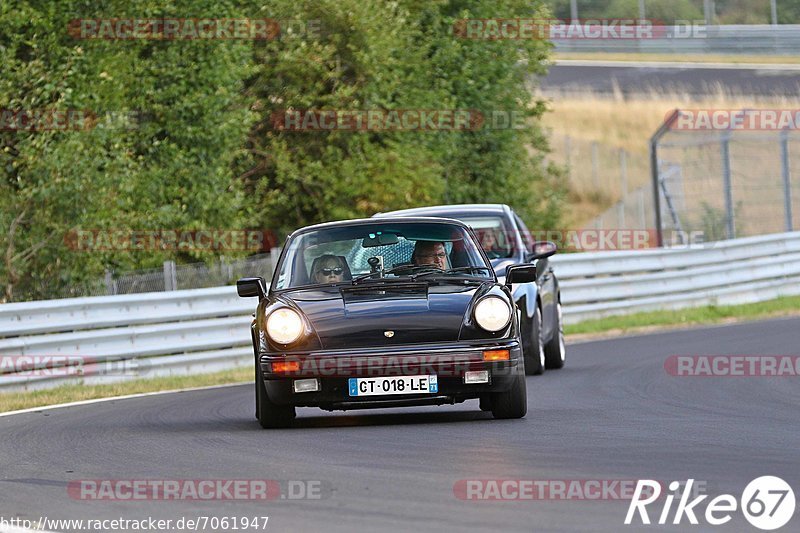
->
[273,221,492,289]
[449,216,516,259]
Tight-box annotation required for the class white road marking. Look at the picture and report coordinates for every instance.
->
[0,382,248,419]
[552,59,800,71]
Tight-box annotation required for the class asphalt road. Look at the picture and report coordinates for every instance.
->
[540,64,800,97]
[1,317,798,532]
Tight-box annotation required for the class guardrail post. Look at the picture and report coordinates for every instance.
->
[704,0,715,24]
[721,132,735,239]
[780,129,794,232]
[104,270,117,295]
[163,260,177,291]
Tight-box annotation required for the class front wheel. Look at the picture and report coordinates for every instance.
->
[256,368,296,429]
[490,369,527,419]
[521,305,545,376]
[544,301,566,370]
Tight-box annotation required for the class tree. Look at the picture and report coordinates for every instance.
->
[776,0,800,22]
[241,0,564,235]
[606,0,703,24]
[1,0,564,301]
[0,0,255,301]
[545,0,616,19]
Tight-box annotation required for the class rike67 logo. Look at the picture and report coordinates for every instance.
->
[625,477,796,530]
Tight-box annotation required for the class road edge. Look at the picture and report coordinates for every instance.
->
[0,382,248,419]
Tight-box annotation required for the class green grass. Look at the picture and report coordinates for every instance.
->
[0,366,251,414]
[2,295,798,413]
[565,295,800,336]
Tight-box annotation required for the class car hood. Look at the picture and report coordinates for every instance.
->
[278,282,488,350]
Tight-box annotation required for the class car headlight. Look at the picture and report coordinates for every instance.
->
[474,296,512,332]
[266,308,305,344]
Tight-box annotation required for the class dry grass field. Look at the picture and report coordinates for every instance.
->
[540,90,800,229]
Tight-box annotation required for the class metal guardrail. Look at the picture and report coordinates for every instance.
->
[552,24,800,55]
[551,231,800,322]
[1,232,799,391]
[0,286,256,391]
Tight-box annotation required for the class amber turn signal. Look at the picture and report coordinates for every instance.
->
[272,360,301,373]
[482,349,510,361]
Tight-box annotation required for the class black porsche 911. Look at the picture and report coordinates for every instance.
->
[237,217,557,428]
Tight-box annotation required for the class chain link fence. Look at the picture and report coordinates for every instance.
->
[653,116,800,245]
[549,116,800,247]
[48,252,277,300]
[548,133,655,230]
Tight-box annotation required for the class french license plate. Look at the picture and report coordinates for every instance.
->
[348,375,438,397]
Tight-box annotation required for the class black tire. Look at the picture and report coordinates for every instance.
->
[251,329,260,420]
[521,303,545,376]
[256,368,296,429]
[254,365,260,419]
[544,301,566,370]
[479,395,493,412]
[490,366,527,419]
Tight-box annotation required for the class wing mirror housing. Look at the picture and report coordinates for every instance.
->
[505,264,537,286]
[525,240,557,262]
[237,277,266,299]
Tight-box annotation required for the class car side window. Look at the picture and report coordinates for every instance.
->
[513,213,533,253]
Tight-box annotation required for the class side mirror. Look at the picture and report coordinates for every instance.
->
[237,277,266,299]
[525,240,557,262]
[506,264,537,286]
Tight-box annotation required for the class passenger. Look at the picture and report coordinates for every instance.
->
[479,228,505,258]
[311,254,347,283]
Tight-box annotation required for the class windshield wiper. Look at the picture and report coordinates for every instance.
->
[412,266,492,280]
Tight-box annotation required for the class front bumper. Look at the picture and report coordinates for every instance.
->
[259,340,522,409]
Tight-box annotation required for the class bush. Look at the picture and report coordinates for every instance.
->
[1,0,563,301]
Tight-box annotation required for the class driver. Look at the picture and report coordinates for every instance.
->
[411,241,448,270]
